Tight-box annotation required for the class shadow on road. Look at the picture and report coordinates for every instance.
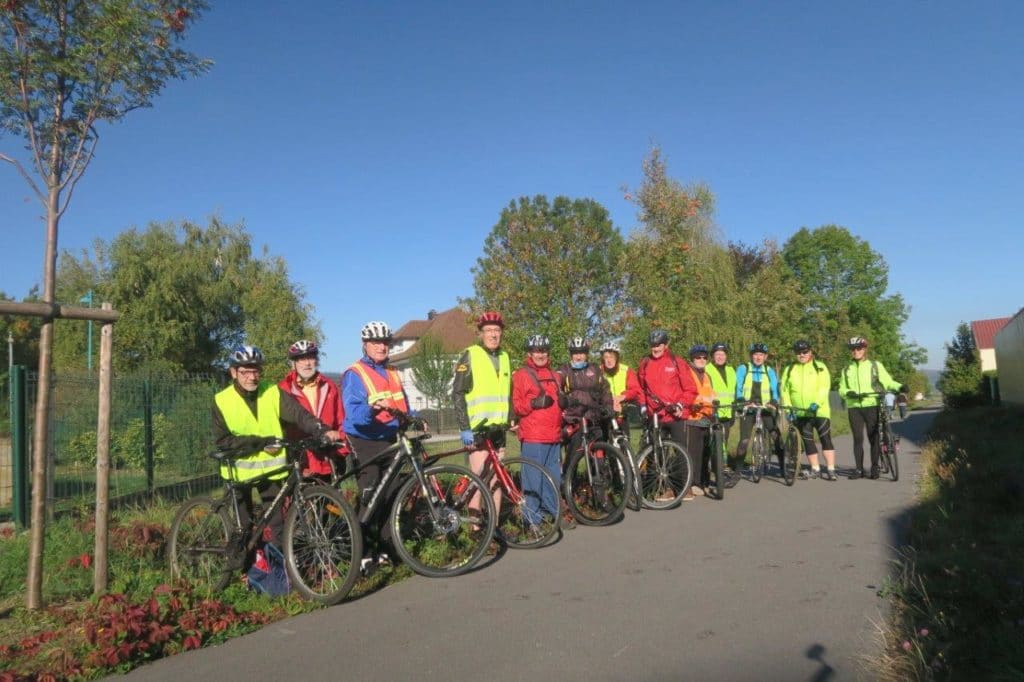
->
[806,643,835,681]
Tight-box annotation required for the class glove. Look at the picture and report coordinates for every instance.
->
[845,390,857,398]
[531,394,554,409]
[899,384,909,394]
[808,403,819,414]
[460,430,475,447]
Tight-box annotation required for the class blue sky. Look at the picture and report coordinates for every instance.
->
[2,1,1021,371]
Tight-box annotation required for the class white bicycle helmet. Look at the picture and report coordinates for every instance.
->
[360,321,393,342]
[229,345,264,367]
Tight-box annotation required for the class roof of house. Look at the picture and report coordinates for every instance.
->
[970,317,1011,349]
[390,307,477,362]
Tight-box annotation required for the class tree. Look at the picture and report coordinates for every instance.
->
[781,225,914,378]
[2,0,209,607]
[464,195,627,360]
[52,218,322,377]
[621,147,739,359]
[408,334,455,410]
[728,240,804,367]
[936,323,985,408]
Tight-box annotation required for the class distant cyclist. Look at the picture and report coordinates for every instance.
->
[780,340,837,481]
[734,342,783,472]
[839,336,906,480]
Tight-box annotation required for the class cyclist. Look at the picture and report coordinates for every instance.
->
[636,329,699,501]
[341,321,418,571]
[557,336,614,456]
[780,340,837,481]
[278,339,347,480]
[734,342,783,473]
[212,344,341,551]
[685,344,717,495]
[839,336,907,480]
[511,334,564,530]
[598,341,642,441]
[896,392,909,420]
[452,311,513,520]
[707,342,739,486]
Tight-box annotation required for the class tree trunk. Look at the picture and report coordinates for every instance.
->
[93,303,114,595]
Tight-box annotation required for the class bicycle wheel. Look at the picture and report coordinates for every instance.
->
[168,496,233,592]
[709,428,725,500]
[564,442,631,525]
[496,458,559,549]
[284,484,362,605]
[636,440,691,509]
[783,429,799,487]
[883,431,900,482]
[618,439,643,512]
[389,464,496,578]
[750,432,765,483]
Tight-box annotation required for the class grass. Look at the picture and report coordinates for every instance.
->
[869,406,1024,680]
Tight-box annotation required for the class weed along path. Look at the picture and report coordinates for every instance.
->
[122,411,935,682]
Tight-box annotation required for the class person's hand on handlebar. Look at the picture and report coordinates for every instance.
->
[460,430,475,447]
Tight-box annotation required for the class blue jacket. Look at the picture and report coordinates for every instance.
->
[342,356,414,441]
[734,362,780,403]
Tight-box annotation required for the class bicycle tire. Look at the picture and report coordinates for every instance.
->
[496,458,560,549]
[636,440,692,509]
[883,430,900,482]
[617,439,643,512]
[564,442,631,525]
[389,464,496,578]
[284,484,362,605]
[709,428,725,500]
[168,496,233,592]
[750,431,765,483]
[783,428,799,486]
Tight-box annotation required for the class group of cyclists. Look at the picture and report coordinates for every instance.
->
[213,311,908,576]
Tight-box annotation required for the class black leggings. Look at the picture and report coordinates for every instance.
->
[796,417,833,455]
[348,435,401,554]
[847,406,880,471]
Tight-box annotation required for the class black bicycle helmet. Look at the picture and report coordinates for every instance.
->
[689,344,709,358]
[792,339,812,353]
[567,336,590,353]
[711,342,729,353]
[649,329,669,346]
[749,342,769,354]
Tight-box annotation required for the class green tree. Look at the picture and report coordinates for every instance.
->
[464,195,627,361]
[781,225,913,378]
[936,323,985,408]
[2,0,209,608]
[728,240,804,367]
[621,147,738,360]
[408,334,455,409]
[53,218,322,377]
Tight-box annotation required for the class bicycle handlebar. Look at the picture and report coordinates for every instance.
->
[208,435,343,463]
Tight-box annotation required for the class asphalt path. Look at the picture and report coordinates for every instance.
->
[122,410,935,682]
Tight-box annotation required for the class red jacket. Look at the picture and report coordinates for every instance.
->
[279,371,347,475]
[637,352,699,422]
[512,358,563,443]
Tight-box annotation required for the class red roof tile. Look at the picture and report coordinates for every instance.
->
[970,317,1011,349]
[390,307,477,362]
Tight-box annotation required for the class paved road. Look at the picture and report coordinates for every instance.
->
[123,410,934,682]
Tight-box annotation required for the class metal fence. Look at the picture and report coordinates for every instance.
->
[2,367,222,522]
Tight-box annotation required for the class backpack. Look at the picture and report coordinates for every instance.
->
[247,543,291,597]
[844,360,883,394]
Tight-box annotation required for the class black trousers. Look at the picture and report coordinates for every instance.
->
[233,479,284,548]
[348,435,401,555]
[662,420,705,488]
[847,406,880,471]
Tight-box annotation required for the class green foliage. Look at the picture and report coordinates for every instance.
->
[408,334,455,409]
[464,195,626,362]
[728,240,805,363]
[63,414,172,469]
[52,218,322,376]
[936,323,986,408]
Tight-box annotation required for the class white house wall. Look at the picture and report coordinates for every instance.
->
[994,310,1024,408]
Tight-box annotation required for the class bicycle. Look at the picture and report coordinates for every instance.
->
[739,403,779,484]
[853,392,900,482]
[607,408,643,512]
[432,422,560,549]
[168,436,362,605]
[562,414,632,526]
[337,411,498,577]
[633,397,692,509]
[705,401,730,499]
[778,406,814,487]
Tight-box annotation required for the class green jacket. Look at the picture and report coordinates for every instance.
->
[781,360,832,418]
[838,359,901,408]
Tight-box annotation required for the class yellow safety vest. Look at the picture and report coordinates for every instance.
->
[465,345,511,428]
[606,363,631,398]
[214,382,287,482]
[707,364,737,419]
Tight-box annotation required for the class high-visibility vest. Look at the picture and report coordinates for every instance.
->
[606,363,631,397]
[740,363,774,402]
[687,366,716,421]
[465,344,511,428]
[214,383,287,482]
[348,360,409,424]
[707,363,737,419]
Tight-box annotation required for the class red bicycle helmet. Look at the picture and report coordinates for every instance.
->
[477,311,505,329]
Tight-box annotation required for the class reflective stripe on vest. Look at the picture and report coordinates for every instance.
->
[606,363,631,398]
[707,364,737,419]
[349,361,409,424]
[465,345,511,428]
[741,364,770,402]
[214,383,287,482]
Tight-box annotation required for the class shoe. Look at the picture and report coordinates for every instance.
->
[822,470,837,481]
[869,468,880,480]
[800,469,820,480]
[682,491,696,501]
[691,486,705,497]
[724,472,740,489]
[376,552,391,568]
[848,469,864,480]
[359,557,377,577]
[655,489,677,502]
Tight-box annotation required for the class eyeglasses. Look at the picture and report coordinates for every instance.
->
[692,355,708,360]
[236,367,262,376]
[796,350,811,356]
